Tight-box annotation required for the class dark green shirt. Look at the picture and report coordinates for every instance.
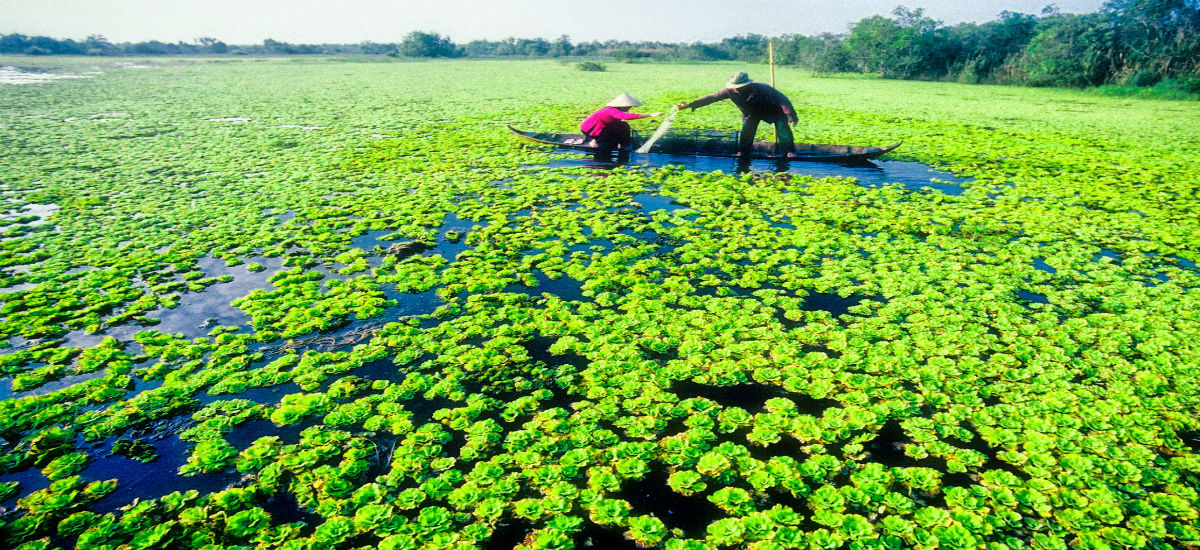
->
[686,82,797,123]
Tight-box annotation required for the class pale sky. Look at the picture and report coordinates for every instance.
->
[1,0,1108,44]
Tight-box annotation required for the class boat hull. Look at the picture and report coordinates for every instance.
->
[509,126,901,163]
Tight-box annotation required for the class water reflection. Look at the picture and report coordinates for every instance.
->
[546,152,973,195]
[83,432,241,515]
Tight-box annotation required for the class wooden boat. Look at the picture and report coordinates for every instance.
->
[509,125,901,163]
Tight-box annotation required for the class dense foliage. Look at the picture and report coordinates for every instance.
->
[835,2,1200,90]
[0,57,1198,550]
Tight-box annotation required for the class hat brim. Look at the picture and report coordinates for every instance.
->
[606,93,643,107]
[725,80,753,89]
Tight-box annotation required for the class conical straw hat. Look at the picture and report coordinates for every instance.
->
[606,93,643,107]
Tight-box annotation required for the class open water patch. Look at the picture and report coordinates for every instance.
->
[576,525,642,550]
[56,330,108,351]
[484,521,533,550]
[33,254,284,352]
[0,66,89,85]
[670,379,832,415]
[522,335,575,364]
[224,416,312,449]
[632,193,686,214]
[0,465,51,506]
[802,291,866,318]
[352,229,395,252]
[434,211,475,260]
[866,420,916,467]
[1093,249,1122,264]
[1,203,60,225]
[545,153,973,194]
[378,286,443,318]
[82,432,240,515]
[616,470,720,537]
[348,357,409,384]
[1017,289,1049,305]
[0,281,37,294]
[260,490,316,535]
[1032,258,1057,274]
[9,368,109,398]
[100,256,283,343]
[504,271,585,302]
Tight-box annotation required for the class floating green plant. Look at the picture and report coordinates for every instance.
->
[0,56,1197,550]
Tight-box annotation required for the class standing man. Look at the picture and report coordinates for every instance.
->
[676,72,799,157]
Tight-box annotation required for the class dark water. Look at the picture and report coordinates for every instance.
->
[803,291,866,318]
[434,211,474,261]
[63,255,285,346]
[546,153,973,194]
[0,255,286,398]
[671,379,804,413]
[631,193,686,214]
[157,256,283,336]
[1093,249,1122,264]
[352,229,395,260]
[503,271,585,302]
[0,465,51,506]
[0,369,109,400]
[1032,258,1057,274]
[352,212,474,263]
[1017,290,1049,304]
[616,470,721,537]
[82,433,241,515]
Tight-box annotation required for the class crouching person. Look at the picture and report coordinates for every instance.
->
[581,93,662,160]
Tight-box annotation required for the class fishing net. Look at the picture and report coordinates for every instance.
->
[635,107,680,154]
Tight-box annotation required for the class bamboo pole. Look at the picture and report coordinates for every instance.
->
[769,40,776,141]
[769,40,776,88]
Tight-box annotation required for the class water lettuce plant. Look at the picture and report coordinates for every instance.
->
[0,56,1197,550]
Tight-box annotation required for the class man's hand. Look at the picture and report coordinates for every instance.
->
[789,116,799,126]
[675,102,689,110]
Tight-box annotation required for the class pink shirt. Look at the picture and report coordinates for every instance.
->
[580,106,649,136]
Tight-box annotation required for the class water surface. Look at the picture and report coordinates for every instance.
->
[546,152,973,194]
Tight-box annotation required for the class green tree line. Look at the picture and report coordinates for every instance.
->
[3,1,1197,92]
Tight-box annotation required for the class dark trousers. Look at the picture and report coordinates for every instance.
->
[589,121,632,157]
[739,117,794,155]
